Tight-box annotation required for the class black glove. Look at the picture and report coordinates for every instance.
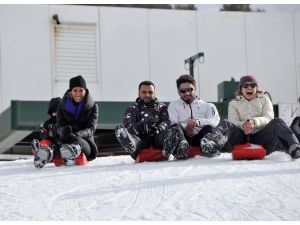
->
[61,125,72,139]
[136,122,147,135]
[48,124,56,138]
[40,128,48,139]
[141,112,157,125]
[157,124,165,133]
[148,125,159,136]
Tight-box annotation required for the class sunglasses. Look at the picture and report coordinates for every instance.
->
[179,88,194,94]
[242,83,257,89]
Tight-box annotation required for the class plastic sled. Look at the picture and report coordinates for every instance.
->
[32,139,52,155]
[39,139,52,147]
[232,143,266,160]
[135,146,201,163]
[52,152,89,167]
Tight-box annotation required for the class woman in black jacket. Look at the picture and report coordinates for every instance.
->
[56,75,99,166]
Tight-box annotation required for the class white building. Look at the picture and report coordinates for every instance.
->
[0,4,300,112]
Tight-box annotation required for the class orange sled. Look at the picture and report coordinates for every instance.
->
[135,146,201,163]
[232,143,266,160]
[52,152,89,167]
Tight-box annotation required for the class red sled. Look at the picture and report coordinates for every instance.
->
[232,143,266,160]
[135,146,201,163]
[39,139,52,147]
[52,152,89,167]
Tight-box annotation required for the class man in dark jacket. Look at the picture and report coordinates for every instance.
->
[56,75,99,166]
[115,81,189,160]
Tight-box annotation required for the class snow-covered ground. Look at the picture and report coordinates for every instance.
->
[0,152,299,221]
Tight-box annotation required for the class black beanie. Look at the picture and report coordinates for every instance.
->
[47,97,62,115]
[69,75,87,90]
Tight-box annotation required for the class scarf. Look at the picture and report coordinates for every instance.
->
[65,96,86,120]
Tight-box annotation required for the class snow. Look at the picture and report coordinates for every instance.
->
[0,152,300,221]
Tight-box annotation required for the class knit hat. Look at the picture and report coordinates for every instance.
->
[69,75,87,90]
[239,75,257,87]
[47,97,61,115]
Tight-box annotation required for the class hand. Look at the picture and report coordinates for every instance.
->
[148,125,159,136]
[62,125,72,138]
[141,112,157,125]
[186,119,198,129]
[48,124,56,138]
[243,120,254,135]
[185,128,194,137]
[40,128,48,139]
[157,124,165,133]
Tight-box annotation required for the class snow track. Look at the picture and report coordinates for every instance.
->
[0,152,299,220]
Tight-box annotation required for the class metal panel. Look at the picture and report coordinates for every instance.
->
[99,7,150,101]
[245,13,297,104]
[54,23,97,81]
[148,9,198,101]
[49,5,101,100]
[196,11,247,102]
[294,13,300,100]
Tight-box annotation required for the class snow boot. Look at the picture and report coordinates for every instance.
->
[31,139,40,155]
[34,146,53,168]
[175,140,189,160]
[162,127,180,158]
[200,138,220,157]
[115,125,137,154]
[60,144,81,166]
[290,145,300,159]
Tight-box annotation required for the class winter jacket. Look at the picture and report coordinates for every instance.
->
[123,97,170,138]
[168,97,220,135]
[57,90,99,160]
[228,92,274,133]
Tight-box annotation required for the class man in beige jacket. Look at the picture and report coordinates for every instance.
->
[200,75,300,159]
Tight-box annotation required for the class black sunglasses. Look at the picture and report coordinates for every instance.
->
[179,88,194,94]
[242,83,257,89]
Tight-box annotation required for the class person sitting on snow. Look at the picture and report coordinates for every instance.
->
[56,75,99,166]
[167,75,220,155]
[200,74,300,159]
[32,97,62,168]
[115,81,189,160]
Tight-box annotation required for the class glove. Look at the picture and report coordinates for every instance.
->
[40,128,48,139]
[148,125,159,136]
[136,122,147,135]
[157,124,165,133]
[141,112,157,125]
[61,125,72,139]
[48,124,56,138]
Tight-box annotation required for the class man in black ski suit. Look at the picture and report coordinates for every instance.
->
[115,81,189,160]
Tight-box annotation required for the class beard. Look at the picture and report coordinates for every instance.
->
[181,96,195,104]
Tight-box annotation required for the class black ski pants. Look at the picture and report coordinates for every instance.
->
[211,118,299,155]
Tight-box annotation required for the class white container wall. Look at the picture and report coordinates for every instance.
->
[148,9,198,101]
[0,5,300,113]
[245,12,297,103]
[0,5,52,111]
[196,11,248,101]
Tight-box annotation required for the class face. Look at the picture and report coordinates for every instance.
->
[71,87,86,103]
[139,84,155,103]
[178,82,196,103]
[241,82,257,100]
